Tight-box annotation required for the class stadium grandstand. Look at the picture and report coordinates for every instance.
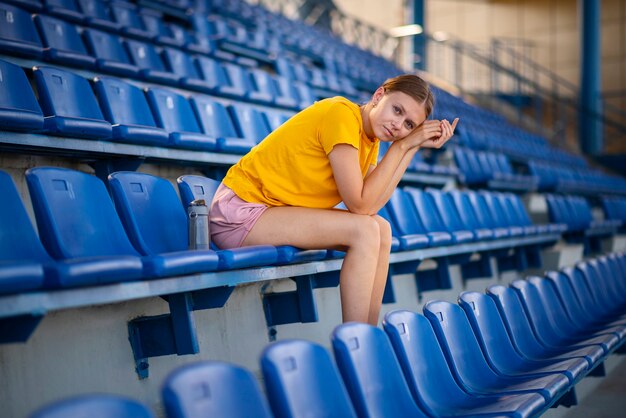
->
[1,0,625,417]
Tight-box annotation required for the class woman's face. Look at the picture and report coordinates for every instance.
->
[368,90,427,142]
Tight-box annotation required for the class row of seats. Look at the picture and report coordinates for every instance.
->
[0,58,299,152]
[529,160,626,195]
[453,145,538,191]
[0,3,326,108]
[602,195,626,228]
[435,88,626,196]
[1,164,564,296]
[546,194,621,235]
[30,253,626,417]
[383,186,564,252]
[0,167,334,295]
[0,0,362,99]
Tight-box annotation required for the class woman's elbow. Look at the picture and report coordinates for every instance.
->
[345,202,377,216]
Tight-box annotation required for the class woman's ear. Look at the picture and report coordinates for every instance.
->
[372,87,385,106]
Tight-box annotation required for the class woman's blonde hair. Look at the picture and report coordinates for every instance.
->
[381,74,434,117]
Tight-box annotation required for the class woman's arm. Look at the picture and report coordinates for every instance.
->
[331,119,456,215]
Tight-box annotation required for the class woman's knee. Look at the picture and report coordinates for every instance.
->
[372,215,393,250]
[348,215,381,250]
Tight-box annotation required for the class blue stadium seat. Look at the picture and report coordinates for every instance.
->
[32,66,112,139]
[260,340,358,418]
[249,70,298,109]
[574,262,626,326]
[331,322,430,418]
[423,300,571,404]
[76,0,120,31]
[43,0,84,23]
[145,87,218,150]
[272,77,311,110]
[222,63,273,105]
[263,109,291,132]
[546,269,626,341]
[34,14,96,68]
[140,9,181,46]
[161,47,214,92]
[30,394,154,418]
[110,171,279,273]
[193,56,248,100]
[528,275,626,341]
[405,187,473,244]
[83,28,139,77]
[25,167,146,285]
[228,104,271,144]
[177,175,325,265]
[383,309,547,418]
[486,284,605,369]
[93,77,169,146]
[0,58,44,132]
[0,3,44,58]
[383,189,431,250]
[107,171,223,277]
[511,278,618,354]
[446,190,495,240]
[458,291,588,384]
[162,361,273,418]
[189,96,255,154]
[0,170,47,294]
[124,39,179,85]
[477,191,525,237]
[387,188,452,247]
[432,189,493,240]
[109,0,151,39]
[464,191,511,238]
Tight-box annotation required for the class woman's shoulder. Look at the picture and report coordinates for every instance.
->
[309,96,361,121]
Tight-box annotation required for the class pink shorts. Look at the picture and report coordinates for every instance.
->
[209,183,269,249]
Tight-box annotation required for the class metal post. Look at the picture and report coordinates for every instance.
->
[412,0,425,71]
[579,0,603,155]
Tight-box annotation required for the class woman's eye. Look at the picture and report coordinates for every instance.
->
[393,106,400,114]
[405,122,414,130]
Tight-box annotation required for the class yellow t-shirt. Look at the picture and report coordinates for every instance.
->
[223,96,379,208]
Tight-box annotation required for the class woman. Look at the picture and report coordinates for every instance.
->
[210,74,458,325]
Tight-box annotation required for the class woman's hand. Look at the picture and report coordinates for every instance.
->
[421,118,459,149]
[397,117,459,150]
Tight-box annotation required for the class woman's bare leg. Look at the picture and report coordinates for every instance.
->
[242,207,389,324]
[368,215,392,325]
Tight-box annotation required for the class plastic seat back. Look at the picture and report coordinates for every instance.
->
[331,322,428,418]
[426,189,469,233]
[124,39,169,73]
[31,394,154,418]
[404,187,448,233]
[385,188,428,235]
[261,339,357,418]
[0,3,44,58]
[0,58,44,131]
[162,361,273,418]
[448,190,485,231]
[32,66,112,138]
[83,28,136,73]
[383,310,474,416]
[228,104,271,144]
[458,291,533,373]
[93,76,168,145]
[423,300,498,391]
[34,14,95,67]
[25,167,139,259]
[510,279,569,347]
[108,172,187,255]
[145,87,203,134]
[177,175,221,207]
